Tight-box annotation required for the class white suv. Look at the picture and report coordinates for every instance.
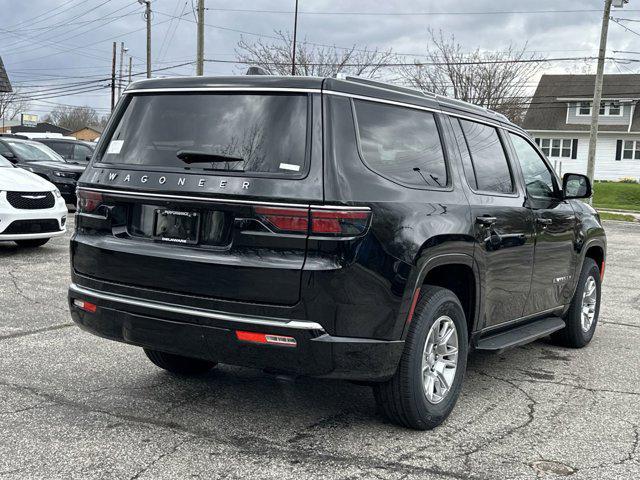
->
[0,154,68,247]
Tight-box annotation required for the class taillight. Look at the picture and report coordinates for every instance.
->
[77,190,103,213]
[254,206,308,233]
[254,206,371,237]
[310,209,371,236]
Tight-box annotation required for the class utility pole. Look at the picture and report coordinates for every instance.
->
[196,0,204,75]
[128,56,133,85]
[586,0,627,192]
[117,42,128,98]
[291,0,299,75]
[138,0,152,78]
[110,41,116,112]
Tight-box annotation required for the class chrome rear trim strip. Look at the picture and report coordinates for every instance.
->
[77,187,372,211]
[69,283,325,331]
[77,186,310,208]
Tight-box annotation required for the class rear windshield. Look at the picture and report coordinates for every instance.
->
[97,93,308,176]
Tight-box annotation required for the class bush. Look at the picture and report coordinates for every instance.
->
[618,177,639,184]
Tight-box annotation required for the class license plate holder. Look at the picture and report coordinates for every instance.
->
[153,209,200,245]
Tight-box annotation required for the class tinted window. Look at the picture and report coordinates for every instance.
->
[48,141,74,159]
[99,93,308,176]
[459,120,513,194]
[509,133,556,199]
[451,119,477,190]
[354,100,447,188]
[74,144,93,162]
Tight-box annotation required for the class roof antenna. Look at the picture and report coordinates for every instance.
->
[246,66,268,75]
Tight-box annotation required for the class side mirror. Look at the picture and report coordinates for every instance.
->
[562,173,592,199]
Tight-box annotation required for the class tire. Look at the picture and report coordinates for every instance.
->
[144,348,217,375]
[373,286,468,430]
[551,258,601,348]
[15,238,49,248]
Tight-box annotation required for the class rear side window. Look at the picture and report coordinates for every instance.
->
[98,93,309,176]
[48,142,74,159]
[74,144,93,162]
[459,119,514,194]
[353,100,447,188]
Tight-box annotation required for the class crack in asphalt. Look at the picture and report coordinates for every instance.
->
[129,437,192,480]
[0,323,74,341]
[6,268,67,313]
[458,371,538,475]
[600,320,640,330]
[0,378,470,480]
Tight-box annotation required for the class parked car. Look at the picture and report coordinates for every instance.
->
[0,137,86,204]
[37,138,95,165]
[0,153,68,247]
[68,75,606,430]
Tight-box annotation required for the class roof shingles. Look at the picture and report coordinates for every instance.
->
[523,74,640,132]
[0,56,11,93]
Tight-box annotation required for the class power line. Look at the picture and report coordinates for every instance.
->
[204,7,640,16]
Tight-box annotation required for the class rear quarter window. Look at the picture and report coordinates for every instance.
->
[96,93,310,177]
[353,100,448,188]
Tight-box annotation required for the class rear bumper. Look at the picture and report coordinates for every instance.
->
[68,283,403,381]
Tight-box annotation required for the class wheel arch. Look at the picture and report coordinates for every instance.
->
[398,252,480,341]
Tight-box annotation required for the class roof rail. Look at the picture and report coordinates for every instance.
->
[435,95,509,122]
[335,75,437,99]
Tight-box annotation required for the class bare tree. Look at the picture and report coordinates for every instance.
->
[236,30,393,78]
[0,89,30,122]
[45,105,99,131]
[398,29,543,124]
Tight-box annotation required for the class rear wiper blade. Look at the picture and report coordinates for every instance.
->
[176,150,244,164]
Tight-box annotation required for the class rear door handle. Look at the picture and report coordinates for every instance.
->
[476,216,497,226]
[536,218,552,226]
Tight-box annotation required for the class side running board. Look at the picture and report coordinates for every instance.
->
[476,317,566,351]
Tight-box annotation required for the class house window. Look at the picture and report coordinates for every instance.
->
[622,140,640,160]
[535,138,575,158]
[576,101,623,116]
[609,101,622,116]
[578,102,591,115]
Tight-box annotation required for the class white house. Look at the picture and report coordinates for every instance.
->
[523,74,640,181]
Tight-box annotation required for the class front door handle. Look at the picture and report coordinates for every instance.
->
[536,217,552,226]
[476,216,497,227]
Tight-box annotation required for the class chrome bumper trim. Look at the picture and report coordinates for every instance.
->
[69,283,325,331]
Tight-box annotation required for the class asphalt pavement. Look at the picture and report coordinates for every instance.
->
[0,218,638,479]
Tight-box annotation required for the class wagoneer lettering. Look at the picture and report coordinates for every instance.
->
[68,75,606,430]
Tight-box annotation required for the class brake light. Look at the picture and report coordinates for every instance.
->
[254,206,308,233]
[235,330,297,347]
[254,206,371,237]
[77,190,103,213]
[310,209,371,236]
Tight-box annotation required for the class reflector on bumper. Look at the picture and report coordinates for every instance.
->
[235,330,297,347]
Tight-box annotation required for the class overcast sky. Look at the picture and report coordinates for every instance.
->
[2,0,640,120]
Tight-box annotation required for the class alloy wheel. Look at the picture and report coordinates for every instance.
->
[581,275,598,332]
[421,315,459,404]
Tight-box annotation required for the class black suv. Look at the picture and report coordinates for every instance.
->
[0,137,86,204]
[68,76,606,429]
[37,138,95,165]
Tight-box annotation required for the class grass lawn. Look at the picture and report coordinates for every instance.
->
[598,212,637,222]
[593,182,640,212]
